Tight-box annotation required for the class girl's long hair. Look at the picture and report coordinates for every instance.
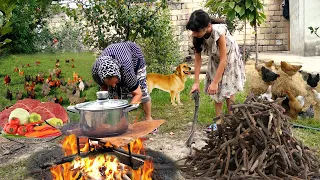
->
[186,9,225,53]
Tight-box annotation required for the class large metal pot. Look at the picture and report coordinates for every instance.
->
[67,91,139,137]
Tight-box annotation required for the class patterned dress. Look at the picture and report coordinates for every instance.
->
[203,24,246,103]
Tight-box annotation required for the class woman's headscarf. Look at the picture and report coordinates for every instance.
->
[92,56,121,86]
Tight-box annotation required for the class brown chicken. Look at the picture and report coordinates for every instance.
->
[285,90,303,119]
[19,69,24,76]
[4,75,11,86]
[27,89,35,99]
[56,68,62,78]
[14,67,19,72]
[55,79,61,87]
[36,60,40,65]
[255,60,274,76]
[36,74,45,84]
[16,90,23,100]
[55,62,60,68]
[71,64,75,68]
[26,63,31,67]
[280,61,302,77]
[55,96,63,105]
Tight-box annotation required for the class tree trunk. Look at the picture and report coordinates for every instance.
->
[243,20,246,61]
[254,23,258,64]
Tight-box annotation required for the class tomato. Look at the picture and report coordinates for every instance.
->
[3,123,9,132]
[5,124,18,134]
[10,117,20,126]
[17,126,28,136]
[26,125,34,132]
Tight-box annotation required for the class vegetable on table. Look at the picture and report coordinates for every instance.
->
[24,129,61,138]
[9,108,30,125]
[17,126,28,136]
[5,124,18,134]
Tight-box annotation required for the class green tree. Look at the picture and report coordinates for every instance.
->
[206,0,266,63]
[0,0,16,55]
[5,0,52,53]
[65,0,180,73]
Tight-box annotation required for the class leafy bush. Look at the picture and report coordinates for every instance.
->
[136,10,181,74]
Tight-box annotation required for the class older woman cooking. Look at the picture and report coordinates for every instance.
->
[91,41,153,122]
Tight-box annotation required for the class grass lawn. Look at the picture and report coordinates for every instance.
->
[0,52,319,152]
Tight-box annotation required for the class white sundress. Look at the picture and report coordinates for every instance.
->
[203,24,246,103]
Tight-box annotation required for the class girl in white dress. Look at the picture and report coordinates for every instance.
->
[187,10,246,123]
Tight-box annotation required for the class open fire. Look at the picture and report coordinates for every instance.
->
[50,134,153,180]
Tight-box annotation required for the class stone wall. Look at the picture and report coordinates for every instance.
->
[168,0,290,57]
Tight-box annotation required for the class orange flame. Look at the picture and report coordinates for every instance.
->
[51,135,153,180]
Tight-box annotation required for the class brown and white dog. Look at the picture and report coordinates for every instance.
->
[147,63,191,106]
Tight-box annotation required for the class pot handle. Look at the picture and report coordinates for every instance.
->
[123,104,139,113]
[67,106,80,113]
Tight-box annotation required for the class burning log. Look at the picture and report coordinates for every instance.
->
[180,93,320,179]
[41,145,149,170]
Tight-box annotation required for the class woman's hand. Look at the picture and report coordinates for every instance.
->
[207,82,218,95]
[190,83,200,94]
[131,85,142,104]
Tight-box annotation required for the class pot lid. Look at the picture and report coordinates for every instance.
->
[75,99,129,111]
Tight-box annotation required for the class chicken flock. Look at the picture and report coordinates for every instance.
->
[255,60,320,119]
[3,58,93,107]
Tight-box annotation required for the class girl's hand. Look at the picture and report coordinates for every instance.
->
[207,82,218,95]
[190,83,200,94]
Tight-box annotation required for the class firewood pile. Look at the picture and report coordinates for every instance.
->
[180,94,320,180]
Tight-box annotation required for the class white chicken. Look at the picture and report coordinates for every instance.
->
[312,89,320,103]
[295,95,305,107]
[258,85,273,102]
[79,78,85,92]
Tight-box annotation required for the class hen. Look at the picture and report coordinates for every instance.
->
[79,78,85,92]
[312,89,320,103]
[280,61,302,77]
[285,90,303,119]
[298,104,314,119]
[255,60,274,75]
[307,73,319,88]
[261,67,280,83]
[258,85,273,102]
[4,75,11,86]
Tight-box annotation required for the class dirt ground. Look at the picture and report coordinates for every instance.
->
[0,126,207,180]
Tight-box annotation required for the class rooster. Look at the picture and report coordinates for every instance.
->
[4,75,11,86]
[6,89,13,100]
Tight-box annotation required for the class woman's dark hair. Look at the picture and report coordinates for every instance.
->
[186,9,225,53]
